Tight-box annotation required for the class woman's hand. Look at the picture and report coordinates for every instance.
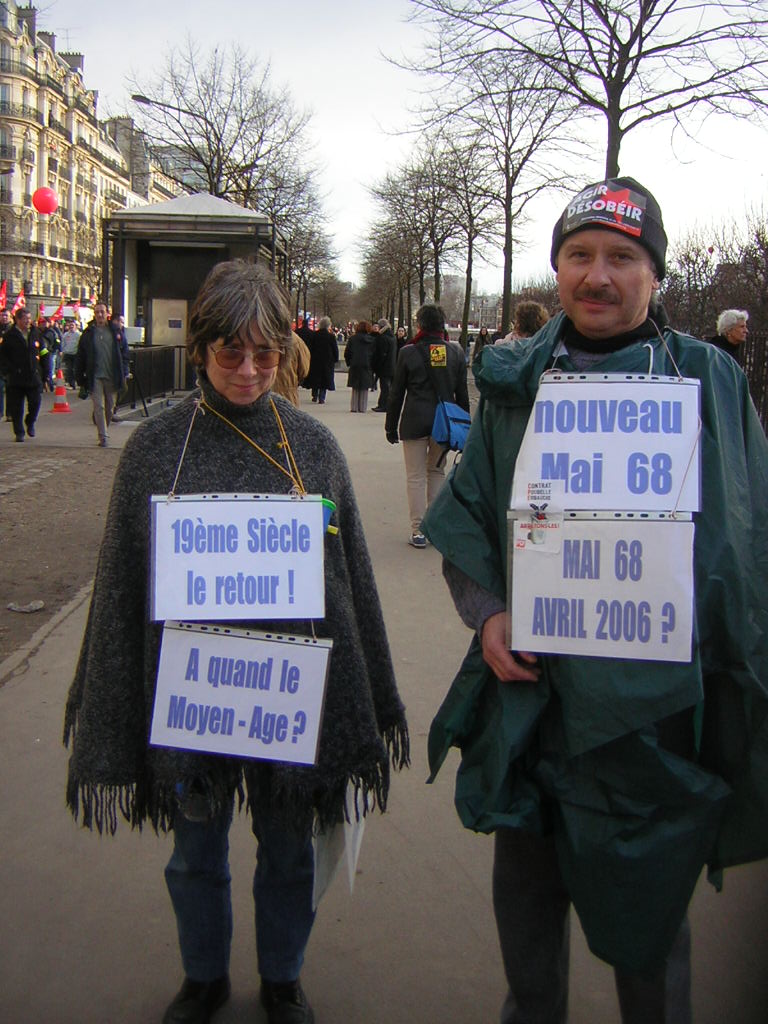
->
[481,611,540,682]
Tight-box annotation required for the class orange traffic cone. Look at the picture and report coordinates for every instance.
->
[51,368,71,413]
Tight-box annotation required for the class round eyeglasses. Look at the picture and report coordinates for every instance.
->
[210,343,283,370]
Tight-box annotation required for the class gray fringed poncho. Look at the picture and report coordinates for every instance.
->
[64,378,409,834]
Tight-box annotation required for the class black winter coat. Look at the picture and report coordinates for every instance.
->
[385,336,469,440]
[345,332,376,390]
[305,328,339,391]
[373,329,397,380]
[76,321,130,390]
[0,325,48,388]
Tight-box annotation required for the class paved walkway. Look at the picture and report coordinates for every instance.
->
[1,378,766,1023]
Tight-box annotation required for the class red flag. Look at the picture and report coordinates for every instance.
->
[11,287,25,314]
[0,280,7,311]
[89,292,97,305]
[38,303,46,322]
[72,299,80,314]
[51,295,66,322]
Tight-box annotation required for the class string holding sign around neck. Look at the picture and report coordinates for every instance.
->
[195,396,307,495]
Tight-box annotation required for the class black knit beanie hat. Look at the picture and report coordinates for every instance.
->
[550,176,667,279]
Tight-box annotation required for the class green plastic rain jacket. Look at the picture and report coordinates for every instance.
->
[423,314,768,973]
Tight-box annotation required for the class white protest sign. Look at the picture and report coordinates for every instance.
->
[150,494,325,621]
[509,516,694,662]
[149,621,332,765]
[510,375,701,513]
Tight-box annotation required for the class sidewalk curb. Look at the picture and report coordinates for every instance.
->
[0,580,92,688]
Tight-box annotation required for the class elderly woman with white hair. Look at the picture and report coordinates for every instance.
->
[710,309,749,365]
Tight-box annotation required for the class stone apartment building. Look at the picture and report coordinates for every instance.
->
[0,2,182,315]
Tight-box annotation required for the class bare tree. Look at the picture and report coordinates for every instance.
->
[447,58,578,332]
[442,131,502,346]
[131,40,312,207]
[370,162,435,305]
[410,0,768,177]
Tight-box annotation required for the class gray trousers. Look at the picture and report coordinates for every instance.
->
[493,828,692,1024]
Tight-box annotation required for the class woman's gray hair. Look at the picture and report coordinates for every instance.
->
[717,309,749,335]
[186,260,293,369]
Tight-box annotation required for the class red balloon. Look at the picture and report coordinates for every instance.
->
[32,187,59,214]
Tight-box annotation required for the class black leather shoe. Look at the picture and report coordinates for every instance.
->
[259,979,315,1024]
[162,975,230,1024]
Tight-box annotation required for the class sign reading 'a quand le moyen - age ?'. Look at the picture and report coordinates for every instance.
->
[150,494,325,622]
[510,375,701,513]
[509,517,694,662]
[149,622,332,765]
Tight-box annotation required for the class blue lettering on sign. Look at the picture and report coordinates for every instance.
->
[531,597,587,637]
[562,539,601,579]
[207,655,273,690]
[540,452,603,493]
[248,705,289,744]
[247,517,311,553]
[214,573,280,605]
[172,518,239,554]
[167,695,235,736]
[534,399,682,435]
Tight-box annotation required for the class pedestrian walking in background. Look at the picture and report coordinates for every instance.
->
[501,301,550,342]
[0,306,10,419]
[708,309,748,366]
[385,304,468,548]
[75,302,131,447]
[271,329,310,406]
[471,324,491,363]
[372,318,396,412]
[0,307,48,442]
[60,318,81,389]
[345,320,376,412]
[63,260,409,1024]
[305,315,338,404]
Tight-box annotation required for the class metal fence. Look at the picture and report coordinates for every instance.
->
[122,345,195,413]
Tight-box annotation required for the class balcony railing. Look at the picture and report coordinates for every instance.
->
[0,143,16,161]
[0,100,39,121]
[47,117,72,142]
[0,236,45,255]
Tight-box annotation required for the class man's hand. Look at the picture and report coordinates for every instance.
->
[386,432,399,445]
[481,611,540,682]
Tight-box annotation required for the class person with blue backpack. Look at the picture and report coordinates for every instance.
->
[385,303,469,549]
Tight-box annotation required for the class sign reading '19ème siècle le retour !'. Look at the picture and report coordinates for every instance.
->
[509,375,700,663]
[150,494,326,622]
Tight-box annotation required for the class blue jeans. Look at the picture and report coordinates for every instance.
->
[165,801,316,984]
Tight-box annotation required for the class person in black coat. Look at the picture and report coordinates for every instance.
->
[305,316,338,404]
[0,307,49,441]
[385,304,469,547]
[345,320,376,412]
[372,318,397,412]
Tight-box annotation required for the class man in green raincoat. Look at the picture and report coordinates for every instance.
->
[423,177,768,1024]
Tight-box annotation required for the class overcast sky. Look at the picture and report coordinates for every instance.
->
[40,0,768,293]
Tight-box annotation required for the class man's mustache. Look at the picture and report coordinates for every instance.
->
[574,287,618,303]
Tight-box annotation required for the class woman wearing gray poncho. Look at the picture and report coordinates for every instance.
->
[64,261,409,1024]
